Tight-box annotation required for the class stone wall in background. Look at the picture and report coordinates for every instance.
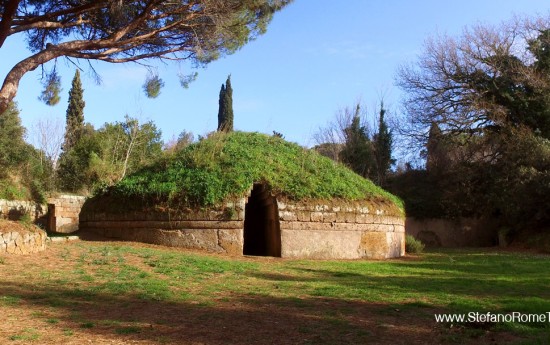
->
[0,195,86,255]
[0,195,87,234]
[0,199,46,222]
[0,229,47,254]
[406,217,497,247]
[47,195,87,234]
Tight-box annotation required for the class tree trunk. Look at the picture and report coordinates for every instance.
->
[0,49,61,114]
[120,122,140,180]
[0,0,20,48]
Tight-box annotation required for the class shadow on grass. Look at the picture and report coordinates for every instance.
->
[0,280,449,345]
[6,239,547,344]
[255,268,549,297]
[246,258,550,315]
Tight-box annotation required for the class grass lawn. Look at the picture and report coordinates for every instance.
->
[0,241,549,344]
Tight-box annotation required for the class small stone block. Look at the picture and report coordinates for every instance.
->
[310,212,324,222]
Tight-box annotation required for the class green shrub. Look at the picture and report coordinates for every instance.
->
[0,102,56,201]
[405,235,425,254]
[30,180,47,204]
[0,179,28,200]
[19,213,33,227]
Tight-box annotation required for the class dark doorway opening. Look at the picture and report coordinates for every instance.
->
[47,203,56,233]
[243,183,281,257]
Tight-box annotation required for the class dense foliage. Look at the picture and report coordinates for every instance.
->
[386,170,444,219]
[112,132,403,210]
[57,117,163,193]
[56,124,100,193]
[339,106,374,178]
[93,116,163,183]
[53,67,162,193]
[0,103,52,202]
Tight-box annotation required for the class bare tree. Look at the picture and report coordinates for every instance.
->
[0,0,292,114]
[29,116,64,168]
[396,15,550,149]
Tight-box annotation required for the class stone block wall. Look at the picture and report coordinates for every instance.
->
[0,229,47,255]
[79,194,405,259]
[0,199,46,222]
[406,217,497,247]
[0,196,87,234]
[47,195,87,234]
[79,199,246,255]
[277,200,405,259]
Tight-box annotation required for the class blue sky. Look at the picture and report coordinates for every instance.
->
[2,0,549,148]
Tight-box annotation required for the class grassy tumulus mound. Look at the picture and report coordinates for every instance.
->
[109,132,403,212]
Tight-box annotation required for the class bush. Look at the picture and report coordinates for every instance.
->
[0,102,56,201]
[29,180,47,204]
[0,179,27,200]
[405,235,425,254]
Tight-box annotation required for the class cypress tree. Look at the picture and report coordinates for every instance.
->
[63,70,85,151]
[217,75,234,132]
[373,102,393,185]
[217,83,226,131]
[224,75,234,131]
[425,122,444,172]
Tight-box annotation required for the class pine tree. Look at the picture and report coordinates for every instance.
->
[373,102,393,185]
[63,70,85,151]
[38,69,62,106]
[217,75,234,132]
[143,72,164,98]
